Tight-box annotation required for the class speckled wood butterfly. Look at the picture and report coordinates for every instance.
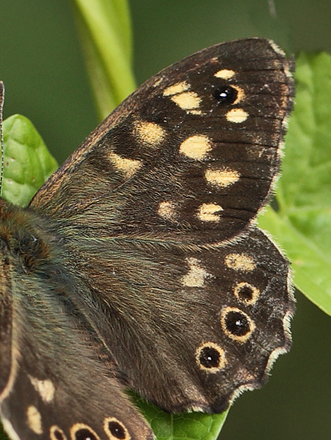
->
[0,38,295,440]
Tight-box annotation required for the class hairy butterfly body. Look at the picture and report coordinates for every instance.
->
[0,38,295,440]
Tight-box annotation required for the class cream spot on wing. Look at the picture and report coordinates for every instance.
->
[158,201,176,221]
[188,109,203,115]
[108,152,142,179]
[179,135,211,160]
[205,169,240,187]
[214,69,235,79]
[195,342,227,373]
[27,406,43,434]
[29,376,55,403]
[232,85,246,104]
[153,77,163,87]
[198,203,223,222]
[224,253,256,272]
[182,258,211,287]
[163,81,190,96]
[134,121,166,146]
[226,108,248,123]
[171,91,201,110]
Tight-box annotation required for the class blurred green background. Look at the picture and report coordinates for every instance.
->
[0,0,331,439]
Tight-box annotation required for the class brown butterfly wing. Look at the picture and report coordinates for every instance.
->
[0,200,153,440]
[62,225,294,413]
[30,38,294,245]
[25,39,294,417]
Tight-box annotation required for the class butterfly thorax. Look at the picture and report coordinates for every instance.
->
[0,198,63,276]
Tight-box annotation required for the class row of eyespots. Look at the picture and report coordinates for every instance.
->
[48,417,130,440]
[192,252,261,373]
[195,309,256,373]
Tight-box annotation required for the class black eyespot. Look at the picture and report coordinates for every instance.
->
[50,426,67,440]
[234,282,259,306]
[107,421,126,440]
[104,418,128,440]
[238,284,254,301]
[74,428,98,440]
[199,346,221,368]
[213,86,237,104]
[53,430,65,440]
[224,311,250,336]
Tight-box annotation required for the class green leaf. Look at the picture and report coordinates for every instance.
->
[132,395,228,440]
[259,51,331,316]
[2,114,58,207]
[71,0,136,119]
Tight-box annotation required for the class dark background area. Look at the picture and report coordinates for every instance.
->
[0,1,331,439]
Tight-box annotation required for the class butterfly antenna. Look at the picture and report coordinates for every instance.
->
[0,81,4,197]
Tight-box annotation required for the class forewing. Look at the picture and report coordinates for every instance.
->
[30,38,294,244]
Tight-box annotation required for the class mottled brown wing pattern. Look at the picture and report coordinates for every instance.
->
[64,226,294,413]
[0,38,295,440]
[30,39,294,244]
[0,221,153,440]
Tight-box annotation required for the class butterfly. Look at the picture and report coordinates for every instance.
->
[0,38,295,440]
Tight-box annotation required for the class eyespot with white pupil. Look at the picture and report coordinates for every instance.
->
[213,86,238,104]
[104,418,130,440]
[225,311,249,335]
[74,429,97,440]
[200,346,220,367]
[196,342,226,372]
[221,307,255,343]
[70,424,100,440]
